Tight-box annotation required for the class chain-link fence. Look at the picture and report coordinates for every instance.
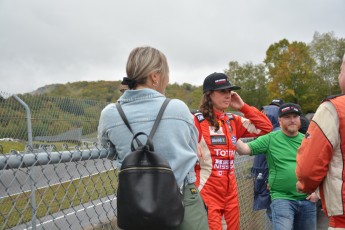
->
[0,91,270,230]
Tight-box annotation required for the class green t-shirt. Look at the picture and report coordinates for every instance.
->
[248,130,307,201]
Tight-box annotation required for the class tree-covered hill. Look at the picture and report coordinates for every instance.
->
[29,80,204,110]
[31,81,124,103]
[0,81,204,141]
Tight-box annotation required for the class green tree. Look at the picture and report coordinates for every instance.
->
[165,83,202,109]
[189,86,203,110]
[309,31,345,96]
[225,61,268,109]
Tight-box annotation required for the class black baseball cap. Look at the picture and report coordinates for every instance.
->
[279,103,302,117]
[269,98,284,107]
[203,72,241,93]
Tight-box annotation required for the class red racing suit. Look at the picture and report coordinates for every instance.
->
[296,94,345,228]
[194,103,272,230]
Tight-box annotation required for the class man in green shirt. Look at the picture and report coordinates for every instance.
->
[236,103,318,230]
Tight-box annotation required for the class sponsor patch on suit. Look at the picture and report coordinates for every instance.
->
[211,136,227,145]
[194,112,205,122]
[209,127,227,145]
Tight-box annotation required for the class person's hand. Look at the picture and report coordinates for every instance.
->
[306,192,319,203]
[197,143,204,162]
[229,92,245,110]
[296,181,304,193]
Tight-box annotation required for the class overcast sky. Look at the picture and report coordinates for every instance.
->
[1,0,344,95]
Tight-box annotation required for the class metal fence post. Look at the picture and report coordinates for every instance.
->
[13,94,37,230]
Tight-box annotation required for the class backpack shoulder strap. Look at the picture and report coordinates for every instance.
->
[116,98,171,145]
[116,102,143,146]
[148,98,171,140]
[116,102,133,133]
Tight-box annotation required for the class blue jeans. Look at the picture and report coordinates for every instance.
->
[270,199,316,230]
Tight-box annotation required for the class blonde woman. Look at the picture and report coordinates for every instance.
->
[98,46,208,230]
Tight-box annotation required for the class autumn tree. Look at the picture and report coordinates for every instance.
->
[264,39,319,112]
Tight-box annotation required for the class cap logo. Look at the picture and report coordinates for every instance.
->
[215,79,227,85]
[281,107,291,112]
[281,106,299,112]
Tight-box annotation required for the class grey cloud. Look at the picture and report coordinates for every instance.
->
[0,0,344,94]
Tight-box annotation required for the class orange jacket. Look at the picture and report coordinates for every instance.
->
[296,94,345,216]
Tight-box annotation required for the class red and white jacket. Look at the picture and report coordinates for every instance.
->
[296,94,345,216]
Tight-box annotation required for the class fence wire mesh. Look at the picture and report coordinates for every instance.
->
[0,91,270,230]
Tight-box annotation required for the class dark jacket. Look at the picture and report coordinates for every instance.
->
[252,105,280,210]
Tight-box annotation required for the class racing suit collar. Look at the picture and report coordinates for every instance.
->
[214,110,228,122]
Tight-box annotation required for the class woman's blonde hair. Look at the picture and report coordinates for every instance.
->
[125,46,169,89]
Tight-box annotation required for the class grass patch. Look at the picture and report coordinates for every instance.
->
[0,169,118,229]
[0,141,26,154]
[0,141,81,154]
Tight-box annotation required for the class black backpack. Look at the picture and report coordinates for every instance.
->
[115,99,185,230]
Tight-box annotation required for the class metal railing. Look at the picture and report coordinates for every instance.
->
[0,91,269,230]
[0,147,117,230]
